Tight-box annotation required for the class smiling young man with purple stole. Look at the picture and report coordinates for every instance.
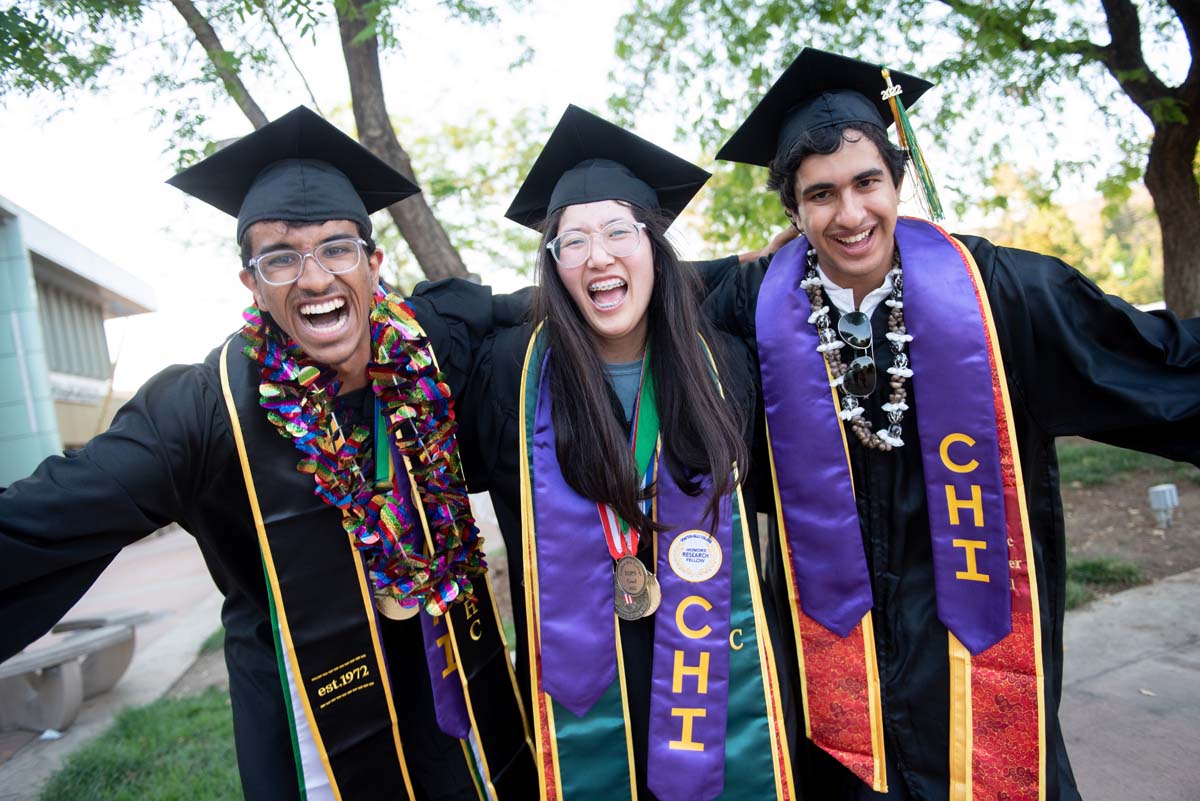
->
[0,107,536,800]
[704,48,1200,801]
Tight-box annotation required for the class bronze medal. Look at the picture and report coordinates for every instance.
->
[374,592,419,621]
[642,571,662,617]
[614,555,649,596]
[614,583,650,621]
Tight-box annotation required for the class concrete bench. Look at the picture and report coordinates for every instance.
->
[0,611,154,732]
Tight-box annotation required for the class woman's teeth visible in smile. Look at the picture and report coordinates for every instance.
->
[588,277,627,310]
[298,298,349,332]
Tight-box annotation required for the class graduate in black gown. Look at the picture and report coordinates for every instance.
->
[0,107,536,801]
[702,48,1200,801]
[454,105,797,801]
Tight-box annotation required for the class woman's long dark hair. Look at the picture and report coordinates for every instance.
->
[531,202,747,534]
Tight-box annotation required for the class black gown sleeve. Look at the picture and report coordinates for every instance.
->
[699,254,770,338]
[0,364,220,659]
[406,278,533,398]
[968,236,1200,465]
[690,255,740,296]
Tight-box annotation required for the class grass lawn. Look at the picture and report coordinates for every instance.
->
[1065,556,1143,610]
[1056,439,1200,486]
[40,687,238,801]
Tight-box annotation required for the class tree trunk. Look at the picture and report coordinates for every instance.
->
[336,1,468,280]
[1143,121,1200,318]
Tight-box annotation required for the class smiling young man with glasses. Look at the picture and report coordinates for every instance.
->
[704,48,1200,801]
[0,107,536,801]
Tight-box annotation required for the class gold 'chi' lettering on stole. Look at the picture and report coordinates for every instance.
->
[676,595,713,639]
[669,708,707,752]
[953,539,991,583]
[672,651,711,694]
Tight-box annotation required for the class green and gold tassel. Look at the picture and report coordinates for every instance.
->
[881,67,944,221]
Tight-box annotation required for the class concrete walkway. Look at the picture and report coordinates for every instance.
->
[0,526,221,801]
[1060,567,1200,801]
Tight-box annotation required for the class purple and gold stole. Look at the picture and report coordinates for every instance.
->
[518,326,794,801]
[757,218,1044,800]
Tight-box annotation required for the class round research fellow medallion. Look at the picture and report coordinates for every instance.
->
[668,529,723,583]
[375,592,420,621]
[614,555,649,595]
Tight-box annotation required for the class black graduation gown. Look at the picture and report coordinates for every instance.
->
[0,278,530,801]
[701,235,1200,801]
[453,321,787,801]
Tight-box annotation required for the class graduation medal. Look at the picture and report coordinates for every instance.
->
[374,592,420,620]
[613,555,650,620]
[597,351,661,621]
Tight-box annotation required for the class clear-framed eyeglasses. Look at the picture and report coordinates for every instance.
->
[247,237,368,286]
[546,221,647,269]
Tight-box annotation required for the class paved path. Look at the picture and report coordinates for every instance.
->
[1060,567,1200,801]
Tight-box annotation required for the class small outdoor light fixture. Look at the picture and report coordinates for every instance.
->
[1148,483,1179,528]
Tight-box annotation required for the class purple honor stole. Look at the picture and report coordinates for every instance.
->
[758,218,1043,800]
[522,329,792,801]
[384,437,476,740]
[646,475,732,801]
[901,218,1012,650]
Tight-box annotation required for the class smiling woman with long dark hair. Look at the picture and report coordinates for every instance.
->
[455,106,796,801]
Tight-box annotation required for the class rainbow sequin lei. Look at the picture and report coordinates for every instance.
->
[240,288,485,615]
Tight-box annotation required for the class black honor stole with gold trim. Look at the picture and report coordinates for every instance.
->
[220,339,536,800]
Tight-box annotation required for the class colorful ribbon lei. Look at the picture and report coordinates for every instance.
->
[240,288,485,616]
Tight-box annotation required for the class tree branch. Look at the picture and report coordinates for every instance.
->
[1099,0,1174,117]
[335,0,467,279]
[1165,0,1199,100]
[168,0,268,129]
[937,0,1106,62]
[256,0,323,115]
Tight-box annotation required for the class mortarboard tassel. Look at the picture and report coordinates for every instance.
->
[881,68,944,221]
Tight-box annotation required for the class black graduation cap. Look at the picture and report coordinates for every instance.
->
[716,48,933,168]
[505,104,710,230]
[167,106,420,244]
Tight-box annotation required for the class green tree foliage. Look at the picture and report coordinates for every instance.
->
[0,1,142,97]
[981,163,1163,304]
[982,164,1091,265]
[608,0,1199,313]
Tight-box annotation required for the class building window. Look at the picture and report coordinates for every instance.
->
[35,280,110,381]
